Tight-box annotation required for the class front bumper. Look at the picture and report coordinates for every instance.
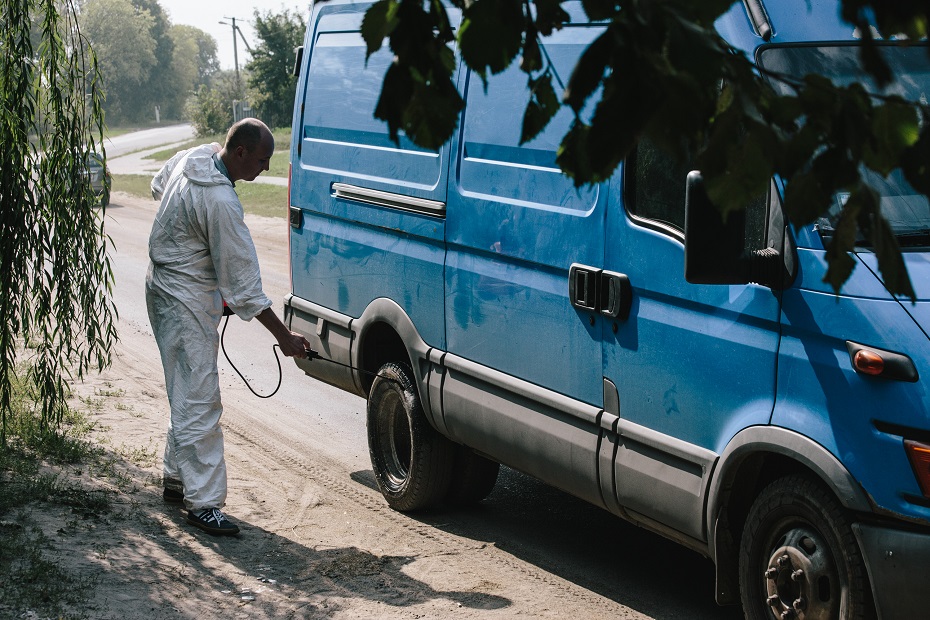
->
[854,522,930,619]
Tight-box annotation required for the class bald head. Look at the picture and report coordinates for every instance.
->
[220,118,275,183]
[225,118,273,152]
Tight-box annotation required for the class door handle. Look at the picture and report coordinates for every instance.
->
[569,264,632,321]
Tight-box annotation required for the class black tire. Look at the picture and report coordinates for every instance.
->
[739,475,874,620]
[445,445,500,506]
[367,362,454,511]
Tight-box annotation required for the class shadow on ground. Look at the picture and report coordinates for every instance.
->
[351,466,743,620]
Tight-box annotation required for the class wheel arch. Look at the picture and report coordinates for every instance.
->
[354,297,435,402]
[707,425,873,605]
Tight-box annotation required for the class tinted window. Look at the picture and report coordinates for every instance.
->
[627,138,691,232]
[459,26,602,212]
[627,139,767,250]
[303,32,406,148]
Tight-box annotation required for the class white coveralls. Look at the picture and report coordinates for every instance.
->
[146,144,272,511]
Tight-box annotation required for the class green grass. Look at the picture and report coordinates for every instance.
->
[237,182,290,219]
[112,174,155,201]
[145,128,292,162]
[113,174,288,219]
[267,149,290,177]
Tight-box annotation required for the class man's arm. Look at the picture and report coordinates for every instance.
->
[255,307,312,358]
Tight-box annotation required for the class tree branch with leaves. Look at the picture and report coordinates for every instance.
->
[359,0,930,299]
[0,0,116,443]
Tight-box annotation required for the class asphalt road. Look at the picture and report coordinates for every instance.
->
[105,123,196,158]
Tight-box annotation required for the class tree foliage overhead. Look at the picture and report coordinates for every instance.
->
[0,0,116,442]
[360,0,930,298]
[246,8,306,129]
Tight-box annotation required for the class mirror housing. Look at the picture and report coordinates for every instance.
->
[684,171,788,288]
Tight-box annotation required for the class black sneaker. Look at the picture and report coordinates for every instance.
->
[186,508,240,536]
[163,488,184,504]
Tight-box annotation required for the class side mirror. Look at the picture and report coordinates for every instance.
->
[684,171,748,284]
[684,171,787,288]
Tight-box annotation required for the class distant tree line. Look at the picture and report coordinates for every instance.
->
[77,0,305,132]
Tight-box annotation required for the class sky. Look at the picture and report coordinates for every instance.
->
[158,0,311,71]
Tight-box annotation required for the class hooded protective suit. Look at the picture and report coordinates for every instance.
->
[146,143,272,511]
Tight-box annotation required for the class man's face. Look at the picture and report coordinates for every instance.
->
[238,135,274,181]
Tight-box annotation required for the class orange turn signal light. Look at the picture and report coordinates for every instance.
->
[854,349,885,376]
[846,341,919,382]
[905,440,930,498]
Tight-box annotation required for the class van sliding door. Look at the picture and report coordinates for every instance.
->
[440,24,608,505]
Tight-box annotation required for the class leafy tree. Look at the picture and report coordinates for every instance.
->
[185,70,239,136]
[360,0,930,298]
[129,0,177,121]
[168,25,199,116]
[186,84,229,136]
[246,8,306,129]
[181,24,221,86]
[168,24,220,119]
[0,0,116,443]
[79,0,157,122]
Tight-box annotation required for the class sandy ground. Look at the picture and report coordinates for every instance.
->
[3,192,739,620]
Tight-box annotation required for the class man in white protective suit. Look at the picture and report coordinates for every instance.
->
[146,118,310,536]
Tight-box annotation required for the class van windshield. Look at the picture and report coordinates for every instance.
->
[758,44,930,247]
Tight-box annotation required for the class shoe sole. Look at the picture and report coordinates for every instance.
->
[186,514,240,536]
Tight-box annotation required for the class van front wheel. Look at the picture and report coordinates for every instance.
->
[738,475,874,620]
[367,362,453,512]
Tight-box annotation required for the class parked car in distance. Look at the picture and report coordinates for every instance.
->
[85,151,110,207]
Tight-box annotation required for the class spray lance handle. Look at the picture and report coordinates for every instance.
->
[304,348,321,360]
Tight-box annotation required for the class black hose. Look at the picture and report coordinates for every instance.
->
[219,314,402,398]
[220,314,283,399]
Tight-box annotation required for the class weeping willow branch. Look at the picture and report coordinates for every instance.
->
[0,0,116,444]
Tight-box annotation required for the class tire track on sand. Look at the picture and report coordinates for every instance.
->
[222,415,634,618]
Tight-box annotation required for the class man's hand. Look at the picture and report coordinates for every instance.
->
[278,331,312,358]
[255,307,312,358]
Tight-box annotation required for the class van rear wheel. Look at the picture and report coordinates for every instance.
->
[445,445,499,506]
[367,362,454,511]
[738,475,874,620]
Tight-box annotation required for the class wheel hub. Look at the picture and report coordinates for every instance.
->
[762,528,837,620]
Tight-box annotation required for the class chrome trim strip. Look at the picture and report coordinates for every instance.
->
[443,353,603,426]
[332,182,446,218]
[285,293,353,330]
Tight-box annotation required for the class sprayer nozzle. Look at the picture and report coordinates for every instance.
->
[305,348,321,361]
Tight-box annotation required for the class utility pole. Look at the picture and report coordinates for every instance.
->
[219,16,253,101]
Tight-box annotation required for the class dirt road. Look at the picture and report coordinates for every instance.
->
[40,192,741,619]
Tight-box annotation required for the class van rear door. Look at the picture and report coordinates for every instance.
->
[289,2,455,383]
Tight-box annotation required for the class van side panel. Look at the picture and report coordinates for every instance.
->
[444,26,606,406]
[439,26,607,498]
[289,5,450,348]
[601,171,782,541]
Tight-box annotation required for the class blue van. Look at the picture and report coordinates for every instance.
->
[285,0,930,616]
